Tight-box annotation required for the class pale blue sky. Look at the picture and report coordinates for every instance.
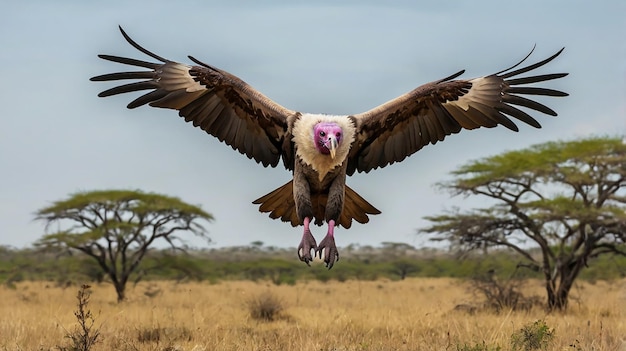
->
[1,1,624,250]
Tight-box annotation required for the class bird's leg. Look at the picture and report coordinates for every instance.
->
[316,219,339,269]
[297,217,317,266]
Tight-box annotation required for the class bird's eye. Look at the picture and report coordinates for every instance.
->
[319,131,326,137]
[336,132,341,138]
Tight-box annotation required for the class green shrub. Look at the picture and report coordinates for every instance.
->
[511,320,554,351]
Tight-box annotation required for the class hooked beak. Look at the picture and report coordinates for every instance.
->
[329,136,338,159]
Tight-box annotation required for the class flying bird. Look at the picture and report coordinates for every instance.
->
[91,27,568,268]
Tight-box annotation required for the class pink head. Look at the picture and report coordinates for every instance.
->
[313,122,343,158]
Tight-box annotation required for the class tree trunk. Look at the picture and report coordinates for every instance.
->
[552,285,570,310]
[546,282,568,310]
[544,260,581,311]
[114,281,126,303]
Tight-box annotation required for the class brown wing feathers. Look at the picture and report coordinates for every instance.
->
[349,48,567,174]
[92,28,567,230]
[90,26,294,169]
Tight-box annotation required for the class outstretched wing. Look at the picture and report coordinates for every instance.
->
[347,48,568,175]
[91,26,297,169]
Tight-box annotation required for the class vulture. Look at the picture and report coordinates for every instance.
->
[91,27,568,268]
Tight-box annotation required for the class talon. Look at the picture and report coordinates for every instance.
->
[316,220,339,269]
[316,235,339,269]
[297,217,317,266]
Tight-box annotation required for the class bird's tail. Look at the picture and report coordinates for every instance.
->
[252,181,381,229]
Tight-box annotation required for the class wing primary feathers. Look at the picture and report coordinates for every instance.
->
[90,71,154,81]
[497,104,542,128]
[500,48,565,79]
[506,87,568,96]
[436,69,465,83]
[188,55,222,71]
[128,90,168,109]
[94,55,160,70]
[97,81,158,97]
[506,73,568,86]
[117,26,169,63]
[502,94,558,116]
[492,111,519,132]
[494,45,536,76]
[469,102,519,131]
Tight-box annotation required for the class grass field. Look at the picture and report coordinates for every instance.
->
[1,278,625,350]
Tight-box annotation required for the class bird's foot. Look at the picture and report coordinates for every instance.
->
[316,220,339,269]
[297,218,317,266]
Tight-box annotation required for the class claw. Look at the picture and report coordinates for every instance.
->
[316,235,339,269]
[316,220,339,269]
[297,217,317,266]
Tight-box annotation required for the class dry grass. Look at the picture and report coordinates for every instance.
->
[1,278,625,350]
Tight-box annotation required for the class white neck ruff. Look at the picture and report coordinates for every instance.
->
[292,113,355,181]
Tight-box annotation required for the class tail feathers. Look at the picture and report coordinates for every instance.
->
[341,185,381,228]
[252,181,381,228]
[252,181,299,226]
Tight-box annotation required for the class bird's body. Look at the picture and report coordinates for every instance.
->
[92,27,568,268]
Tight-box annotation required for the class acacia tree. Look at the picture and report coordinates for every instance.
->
[380,242,421,280]
[35,190,213,302]
[420,137,626,310]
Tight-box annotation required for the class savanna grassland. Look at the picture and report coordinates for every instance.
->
[2,278,625,351]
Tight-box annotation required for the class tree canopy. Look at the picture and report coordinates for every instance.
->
[35,189,213,301]
[420,136,626,310]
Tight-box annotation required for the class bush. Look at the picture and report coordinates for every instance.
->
[58,284,101,351]
[246,291,285,322]
[511,320,554,351]
[470,273,541,312]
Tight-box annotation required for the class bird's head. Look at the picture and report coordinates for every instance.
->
[313,122,343,159]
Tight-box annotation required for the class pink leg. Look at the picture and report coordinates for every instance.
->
[316,219,339,269]
[297,217,317,266]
